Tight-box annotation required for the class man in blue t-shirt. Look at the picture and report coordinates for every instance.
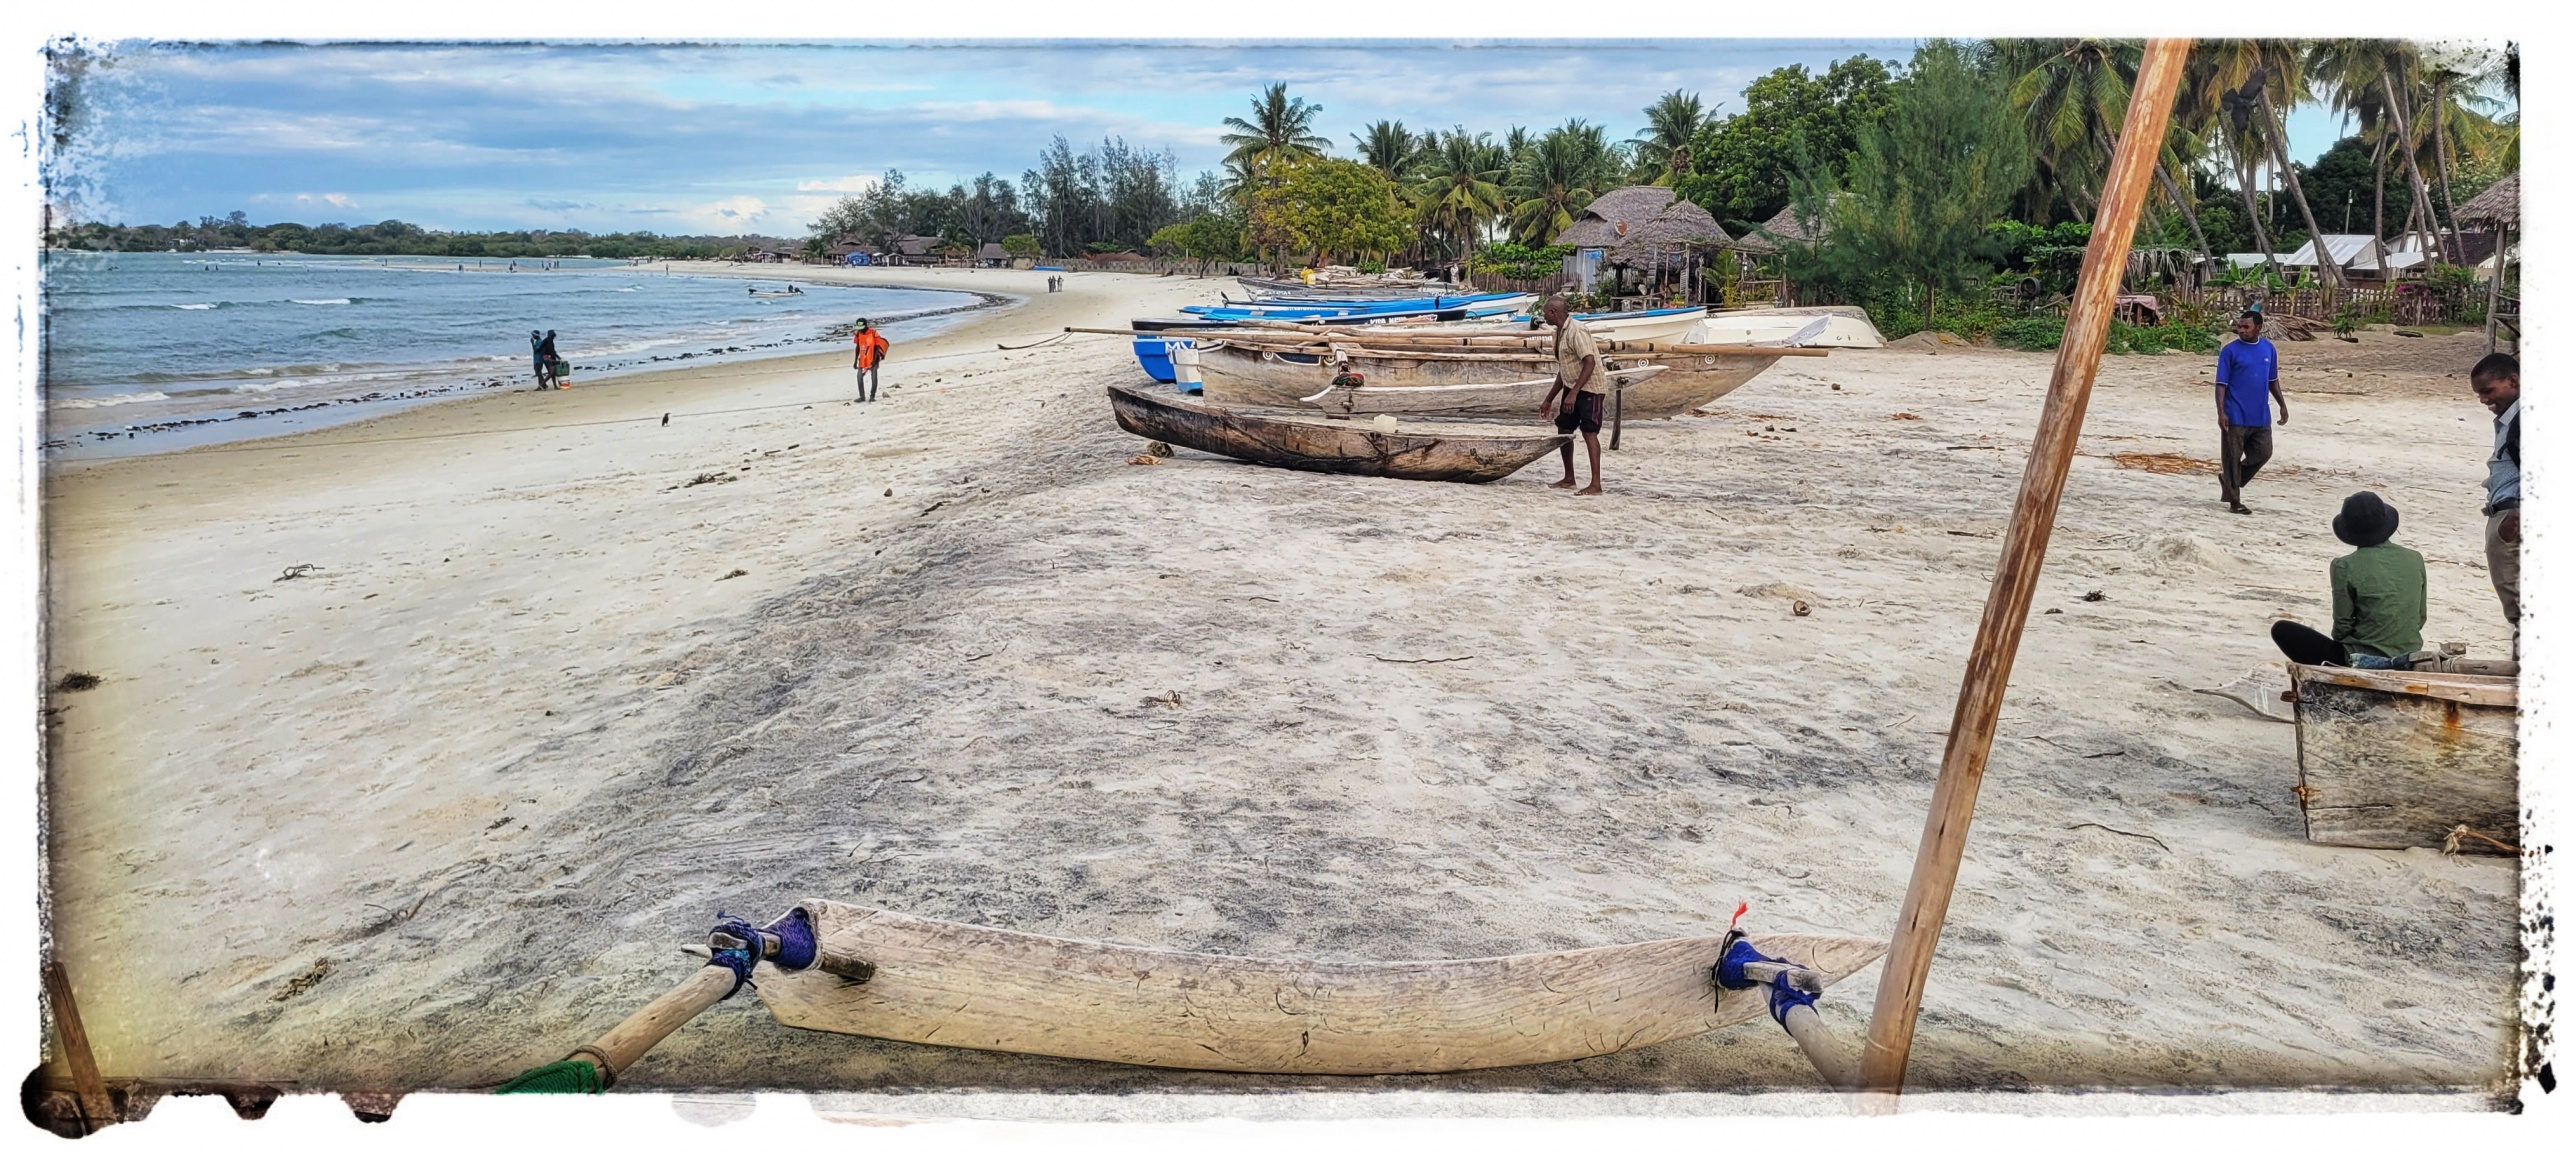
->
[2213,311,2290,514]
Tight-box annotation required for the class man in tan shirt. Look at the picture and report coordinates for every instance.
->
[1536,295,1606,495]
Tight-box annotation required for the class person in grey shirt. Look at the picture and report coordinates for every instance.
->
[2470,352,2520,656]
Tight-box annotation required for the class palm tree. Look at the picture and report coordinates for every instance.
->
[2000,39,2213,253]
[2199,41,2341,287]
[1354,120,1425,188]
[2307,39,2441,267]
[1219,82,1331,197]
[1502,121,1622,247]
[1630,89,1716,185]
[2409,49,2501,244]
[1416,128,1508,266]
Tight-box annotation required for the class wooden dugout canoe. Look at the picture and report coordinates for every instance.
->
[751,899,1889,1075]
[2290,664,2518,850]
[1299,365,1666,418]
[1108,381,1566,483]
[1193,337,1784,420]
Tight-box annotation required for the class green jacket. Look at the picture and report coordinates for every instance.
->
[2330,542,2426,659]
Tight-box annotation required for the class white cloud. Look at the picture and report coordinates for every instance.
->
[686,195,770,229]
[292,192,360,208]
[795,175,879,193]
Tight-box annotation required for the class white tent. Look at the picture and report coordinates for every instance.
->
[2274,234,2379,271]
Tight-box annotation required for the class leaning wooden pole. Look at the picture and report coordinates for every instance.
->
[1854,38,2191,1105]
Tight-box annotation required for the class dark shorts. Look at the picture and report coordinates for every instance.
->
[1554,389,1605,435]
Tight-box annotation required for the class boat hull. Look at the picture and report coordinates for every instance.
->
[1196,342,1780,420]
[1686,307,1885,349]
[2291,665,2518,850]
[1108,382,1565,482]
[754,899,1888,1075]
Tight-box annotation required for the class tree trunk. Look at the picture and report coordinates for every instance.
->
[2099,125,2211,256]
[2379,69,2442,271]
[2157,161,2212,252]
[2236,135,2275,260]
[2432,89,2467,263]
[2261,99,2343,287]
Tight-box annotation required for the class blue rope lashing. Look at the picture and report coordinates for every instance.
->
[1765,969,1820,1026]
[763,907,820,971]
[708,913,765,1000]
[1713,935,1770,990]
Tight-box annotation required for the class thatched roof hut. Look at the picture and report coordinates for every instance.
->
[2454,174,2519,228]
[1555,186,1733,266]
[1729,197,1839,253]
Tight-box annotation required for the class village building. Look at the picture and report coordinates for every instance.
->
[1553,185,1733,303]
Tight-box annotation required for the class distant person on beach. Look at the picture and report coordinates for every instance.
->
[2270,491,2426,669]
[2213,310,2288,514]
[2471,352,2521,656]
[852,318,888,402]
[1536,296,1605,496]
[530,330,551,389]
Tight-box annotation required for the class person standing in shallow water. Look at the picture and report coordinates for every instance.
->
[2471,352,2521,657]
[2214,311,2289,514]
[1536,296,1605,496]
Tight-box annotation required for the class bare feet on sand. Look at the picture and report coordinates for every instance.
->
[1574,483,1604,497]
[1549,477,1578,489]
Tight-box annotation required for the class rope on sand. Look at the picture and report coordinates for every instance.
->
[995,331,1075,350]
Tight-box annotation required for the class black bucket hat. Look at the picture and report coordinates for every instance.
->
[2332,491,2399,548]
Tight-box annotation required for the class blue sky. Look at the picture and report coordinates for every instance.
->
[57,39,2409,236]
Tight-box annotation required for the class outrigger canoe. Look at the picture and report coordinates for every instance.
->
[1191,336,1804,420]
[1298,364,1667,417]
[1108,381,1568,483]
[500,901,1887,1090]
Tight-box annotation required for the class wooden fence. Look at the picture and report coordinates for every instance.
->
[2170,283,2493,328]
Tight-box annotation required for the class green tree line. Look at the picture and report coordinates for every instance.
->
[45,212,789,259]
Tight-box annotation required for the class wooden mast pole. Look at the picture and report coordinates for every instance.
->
[1854,38,2191,1105]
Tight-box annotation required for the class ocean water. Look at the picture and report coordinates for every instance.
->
[40,252,989,458]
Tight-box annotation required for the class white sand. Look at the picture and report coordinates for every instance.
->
[42,270,2519,1101]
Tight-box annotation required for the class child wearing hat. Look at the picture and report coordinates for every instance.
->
[2270,491,2427,669]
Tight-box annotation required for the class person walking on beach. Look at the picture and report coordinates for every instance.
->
[2471,352,2521,656]
[530,329,552,389]
[2269,491,2427,669]
[537,330,566,390]
[2214,311,2289,514]
[852,318,888,402]
[1537,296,1605,496]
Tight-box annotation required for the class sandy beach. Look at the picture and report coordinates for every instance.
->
[41,267,2521,1105]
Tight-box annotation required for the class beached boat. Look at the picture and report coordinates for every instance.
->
[1390,306,1711,344]
[1299,364,1667,417]
[1191,336,1796,420]
[495,901,1882,1093]
[1685,306,1886,349]
[2290,663,2518,851]
[749,900,1886,1075]
[1107,381,1568,482]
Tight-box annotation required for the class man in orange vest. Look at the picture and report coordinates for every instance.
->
[852,318,888,402]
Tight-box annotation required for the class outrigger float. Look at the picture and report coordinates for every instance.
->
[498,901,1883,1091]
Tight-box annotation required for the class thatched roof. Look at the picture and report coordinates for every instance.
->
[1555,185,1732,263]
[1730,199,1831,252]
[2454,174,2518,228]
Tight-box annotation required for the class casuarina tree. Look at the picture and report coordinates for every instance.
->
[1806,39,2033,328]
